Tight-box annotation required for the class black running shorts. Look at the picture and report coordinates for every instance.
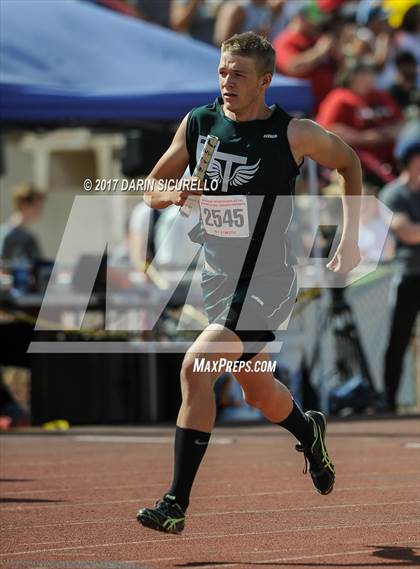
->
[201,268,297,362]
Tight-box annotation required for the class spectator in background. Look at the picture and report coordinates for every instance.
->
[129,199,161,272]
[109,218,131,268]
[389,51,419,111]
[214,0,272,46]
[131,0,171,27]
[393,4,420,74]
[269,0,301,40]
[269,0,345,42]
[83,0,170,23]
[353,2,393,74]
[0,187,44,415]
[129,198,199,271]
[358,183,394,263]
[380,127,420,412]
[153,203,200,269]
[86,0,139,17]
[316,0,346,11]
[170,0,222,44]
[273,2,338,111]
[316,59,404,185]
[0,184,45,266]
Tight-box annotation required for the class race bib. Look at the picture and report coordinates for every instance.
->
[200,195,249,238]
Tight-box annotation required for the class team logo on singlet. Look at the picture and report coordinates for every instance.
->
[197,136,260,192]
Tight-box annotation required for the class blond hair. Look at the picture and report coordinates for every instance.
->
[221,32,275,76]
[11,183,45,211]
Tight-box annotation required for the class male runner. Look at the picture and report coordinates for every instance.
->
[137,32,362,534]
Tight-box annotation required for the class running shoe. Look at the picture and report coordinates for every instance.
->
[295,410,335,495]
[136,494,186,534]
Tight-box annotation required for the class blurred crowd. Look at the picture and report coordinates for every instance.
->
[82,0,419,185]
[87,2,418,279]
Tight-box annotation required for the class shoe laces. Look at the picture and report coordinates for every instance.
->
[156,496,184,516]
[295,443,309,474]
[295,416,319,474]
[295,421,334,475]
[155,498,173,513]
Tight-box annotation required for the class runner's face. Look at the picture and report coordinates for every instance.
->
[218,53,269,113]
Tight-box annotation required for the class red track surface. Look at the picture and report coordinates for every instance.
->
[1,418,419,569]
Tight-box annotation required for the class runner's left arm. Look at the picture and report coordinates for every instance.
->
[288,118,362,273]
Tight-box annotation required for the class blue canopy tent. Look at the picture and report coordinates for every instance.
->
[0,0,313,124]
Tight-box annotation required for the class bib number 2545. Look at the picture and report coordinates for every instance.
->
[200,195,250,238]
[202,208,244,228]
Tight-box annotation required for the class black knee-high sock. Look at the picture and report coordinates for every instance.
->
[166,426,211,512]
[277,400,315,446]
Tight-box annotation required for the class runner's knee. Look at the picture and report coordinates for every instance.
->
[242,390,262,409]
[180,353,212,394]
[242,386,271,410]
[180,354,197,384]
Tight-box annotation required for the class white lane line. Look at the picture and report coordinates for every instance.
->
[124,557,180,566]
[1,484,419,517]
[2,457,418,482]
[194,500,420,518]
[0,520,418,558]
[0,478,219,494]
[18,539,83,547]
[1,485,414,531]
[189,545,420,569]
[2,499,418,534]
[3,460,418,497]
[0,484,154,497]
[1,517,133,532]
[73,435,235,445]
[404,442,420,448]
[113,541,420,566]
[3,472,416,498]
[245,540,420,556]
[249,543,420,565]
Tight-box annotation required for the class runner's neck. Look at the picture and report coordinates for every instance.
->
[221,101,274,123]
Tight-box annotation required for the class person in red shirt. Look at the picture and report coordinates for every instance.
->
[316,60,404,184]
[273,3,337,111]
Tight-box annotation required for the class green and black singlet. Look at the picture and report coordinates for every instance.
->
[185,97,303,353]
[186,96,302,279]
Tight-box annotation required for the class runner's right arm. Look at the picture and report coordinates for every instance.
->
[143,114,197,209]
